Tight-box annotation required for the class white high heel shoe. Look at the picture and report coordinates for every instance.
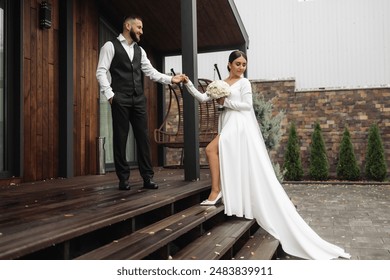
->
[200,192,222,206]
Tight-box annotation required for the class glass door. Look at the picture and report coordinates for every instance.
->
[98,18,136,170]
[0,0,5,173]
[0,0,20,179]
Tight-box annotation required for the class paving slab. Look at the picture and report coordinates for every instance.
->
[280,183,390,260]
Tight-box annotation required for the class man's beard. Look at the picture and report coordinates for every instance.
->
[130,30,140,43]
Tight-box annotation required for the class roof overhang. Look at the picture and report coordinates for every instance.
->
[97,0,249,55]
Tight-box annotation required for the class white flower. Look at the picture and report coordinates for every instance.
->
[206,80,231,99]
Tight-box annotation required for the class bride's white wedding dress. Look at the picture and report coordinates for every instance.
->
[185,79,351,260]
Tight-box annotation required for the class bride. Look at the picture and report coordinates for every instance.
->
[182,50,351,260]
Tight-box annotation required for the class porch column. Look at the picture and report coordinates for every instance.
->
[181,0,200,181]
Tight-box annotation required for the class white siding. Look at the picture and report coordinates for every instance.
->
[164,50,233,81]
[165,0,390,90]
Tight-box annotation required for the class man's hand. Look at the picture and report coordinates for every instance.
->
[108,97,113,105]
[171,74,186,84]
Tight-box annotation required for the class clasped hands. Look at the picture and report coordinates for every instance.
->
[171,74,225,105]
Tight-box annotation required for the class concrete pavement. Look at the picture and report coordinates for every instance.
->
[281,182,390,260]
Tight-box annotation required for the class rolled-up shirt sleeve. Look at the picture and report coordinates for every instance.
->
[140,47,172,85]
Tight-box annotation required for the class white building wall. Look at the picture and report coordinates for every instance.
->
[165,0,390,90]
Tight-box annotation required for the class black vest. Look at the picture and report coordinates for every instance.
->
[110,39,143,96]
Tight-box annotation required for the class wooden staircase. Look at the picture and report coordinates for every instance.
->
[0,170,281,260]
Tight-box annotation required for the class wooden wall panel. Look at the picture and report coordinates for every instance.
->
[29,4,37,181]
[35,6,43,180]
[23,0,60,182]
[22,0,162,182]
[22,0,100,182]
[73,0,99,176]
[23,58,32,180]
[50,24,60,179]
[41,29,49,179]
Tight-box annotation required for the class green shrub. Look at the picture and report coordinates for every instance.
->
[365,124,388,181]
[253,94,284,151]
[253,94,285,181]
[336,127,360,180]
[283,122,304,181]
[309,122,329,180]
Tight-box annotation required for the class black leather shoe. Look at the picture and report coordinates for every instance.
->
[118,181,130,190]
[143,179,158,189]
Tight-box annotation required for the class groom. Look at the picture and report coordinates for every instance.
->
[96,15,185,190]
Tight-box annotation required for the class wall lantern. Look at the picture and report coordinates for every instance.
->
[39,1,52,29]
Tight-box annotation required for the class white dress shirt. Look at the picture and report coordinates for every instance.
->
[96,33,172,100]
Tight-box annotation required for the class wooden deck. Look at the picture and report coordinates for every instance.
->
[0,168,280,260]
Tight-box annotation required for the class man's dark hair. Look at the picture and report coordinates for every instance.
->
[123,15,142,24]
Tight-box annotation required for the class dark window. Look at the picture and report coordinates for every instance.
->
[0,0,5,172]
[0,0,21,178]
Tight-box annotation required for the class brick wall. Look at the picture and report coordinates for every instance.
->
[252,79,390,178]
[161,80,390,179]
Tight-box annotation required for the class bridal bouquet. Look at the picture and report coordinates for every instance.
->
[206,80,231,100]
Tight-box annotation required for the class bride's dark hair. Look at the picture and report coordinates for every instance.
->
[227,50,247,72]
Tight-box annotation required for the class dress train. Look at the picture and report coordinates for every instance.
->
[185,79,351,260]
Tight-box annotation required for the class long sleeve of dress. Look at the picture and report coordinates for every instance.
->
[184,80,212,103]
[223,79,253,111]
[185,78,253,111]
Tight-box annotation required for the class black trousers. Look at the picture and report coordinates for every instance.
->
[111,94,154,182]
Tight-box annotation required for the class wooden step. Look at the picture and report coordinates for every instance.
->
[233,227,280,260]
[0,175,212,259]
[76,204,224,260]
[173,217,256,260]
